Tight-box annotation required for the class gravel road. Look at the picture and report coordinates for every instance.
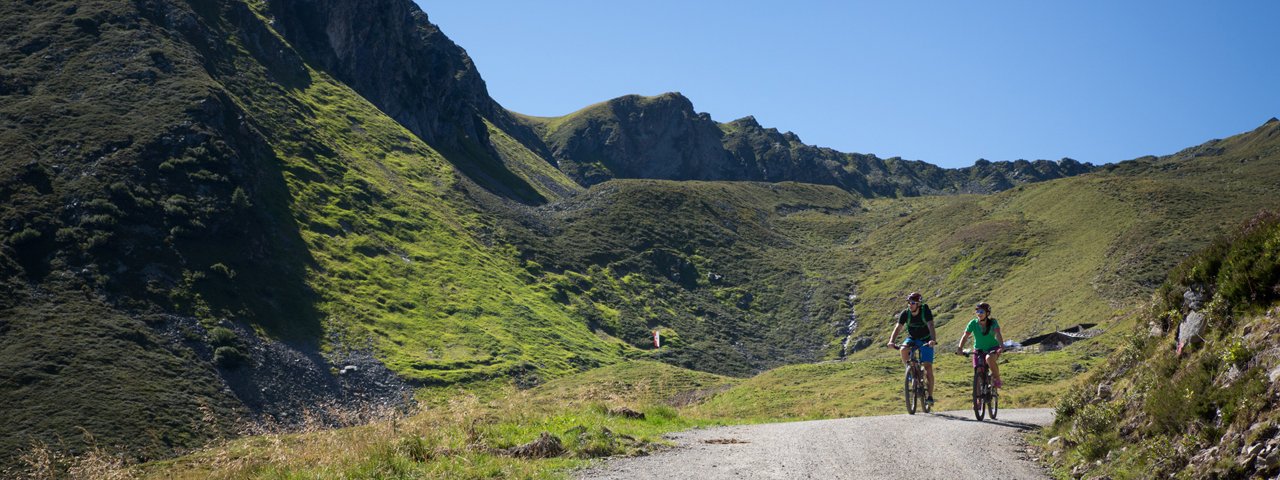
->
[577,408,1053,480]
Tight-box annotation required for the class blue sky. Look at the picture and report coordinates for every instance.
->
[418,1,1280,168]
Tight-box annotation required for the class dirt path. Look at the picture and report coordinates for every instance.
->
[577,408,1053,480]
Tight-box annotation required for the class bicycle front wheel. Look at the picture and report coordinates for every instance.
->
[905,369,916,415]
[972,369,985,421]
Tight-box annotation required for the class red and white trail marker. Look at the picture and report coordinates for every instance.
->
[653,330,661,348]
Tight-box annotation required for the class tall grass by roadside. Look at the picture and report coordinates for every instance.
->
[12,362,727,479]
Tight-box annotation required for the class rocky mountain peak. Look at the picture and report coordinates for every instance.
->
[729,116,762,129]
[265,0,498,152]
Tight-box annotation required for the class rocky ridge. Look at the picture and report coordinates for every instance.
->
[525,92,1094,196]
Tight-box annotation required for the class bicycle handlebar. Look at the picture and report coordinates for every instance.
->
[956,348,1003,356]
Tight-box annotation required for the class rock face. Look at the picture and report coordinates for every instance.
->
[533,92,1095,196]
[541,93,738,185]
[265,0,552,203]
[266,0,496,151]
[1184,286,1210,310]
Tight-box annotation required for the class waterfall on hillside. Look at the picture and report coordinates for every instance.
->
[841,293,859,357]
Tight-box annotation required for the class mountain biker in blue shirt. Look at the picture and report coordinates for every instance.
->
[955,302,1004,388]
[886,292,938,406]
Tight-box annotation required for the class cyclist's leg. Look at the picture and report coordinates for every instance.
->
[923,362,935,399]
[919,344,935,399]
[900,344,911,367]
[987,350,1001,387]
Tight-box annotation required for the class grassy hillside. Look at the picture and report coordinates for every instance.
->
[845,120,1280,351]
[4,0,1280,476]
[1045,211,1280,479]
[0,0,628,465]
[479,119,1280,380]
[493,180,865,375]
[175,1,633,384]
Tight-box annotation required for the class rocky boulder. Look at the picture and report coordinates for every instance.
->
[1178,311,1207,347]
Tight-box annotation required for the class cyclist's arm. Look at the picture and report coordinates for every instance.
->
[887,323,904,347]
[956,331,971,352]
[995,327,1004,350]
[926,321,938,346]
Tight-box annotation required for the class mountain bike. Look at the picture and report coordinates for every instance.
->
[959,348,1000,420]
[892,343,931,414]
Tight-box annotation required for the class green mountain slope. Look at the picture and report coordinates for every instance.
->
[0,0,622,465]
[482,119,1280,379]
[1047,211,1280,479]
[3,0,1279,473]
[493,180,864,375]
[846,119,1280,347]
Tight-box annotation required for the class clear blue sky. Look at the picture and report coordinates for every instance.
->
[417,1,1280,168]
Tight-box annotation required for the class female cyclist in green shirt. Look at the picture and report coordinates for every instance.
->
[955,302,1004,388]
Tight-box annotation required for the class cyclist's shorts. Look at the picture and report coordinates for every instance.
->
[971,348,998,368]
[905,338,935,363]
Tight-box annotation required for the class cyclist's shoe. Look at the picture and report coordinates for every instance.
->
[993,379,1003,389]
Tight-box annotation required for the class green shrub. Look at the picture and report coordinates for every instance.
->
[210,263,236,279]
[1065,400,1123,461]
[1144,358,1214,435]
[1054,384,1091,425]
[231,187,252,209]
[6,227,41,246]
[396,435,433,462]
[1219,339,1251,366]
[208,327,238,348]
[645,405,678,422]
[213,346,247,369]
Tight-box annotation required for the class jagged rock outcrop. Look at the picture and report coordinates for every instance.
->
[265,0,555,203]
[265,0,496,151]
[537,93,741,185]
[529,92,1095,196]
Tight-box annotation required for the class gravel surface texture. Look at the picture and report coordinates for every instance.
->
[578,408,1053,480]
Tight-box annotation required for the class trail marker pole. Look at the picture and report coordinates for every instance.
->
[653,330,661,348]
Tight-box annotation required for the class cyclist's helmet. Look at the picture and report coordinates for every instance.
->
[907,292,922,302]
[976,302,991,315]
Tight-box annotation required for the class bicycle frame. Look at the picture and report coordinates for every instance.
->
[961,349,999,421]
[896,343,931,414]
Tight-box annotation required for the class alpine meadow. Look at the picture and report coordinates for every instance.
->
[1,0,1278,478]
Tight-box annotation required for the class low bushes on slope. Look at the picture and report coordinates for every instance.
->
[1048,211,1280,479]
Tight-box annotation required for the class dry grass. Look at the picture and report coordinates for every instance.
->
[7,377,707,479]
[12,431,132,480]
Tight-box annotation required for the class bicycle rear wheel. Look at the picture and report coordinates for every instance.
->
[972,369,985,421]
[904,369,916,414]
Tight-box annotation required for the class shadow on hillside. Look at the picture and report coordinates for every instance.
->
[439,136,548,205]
